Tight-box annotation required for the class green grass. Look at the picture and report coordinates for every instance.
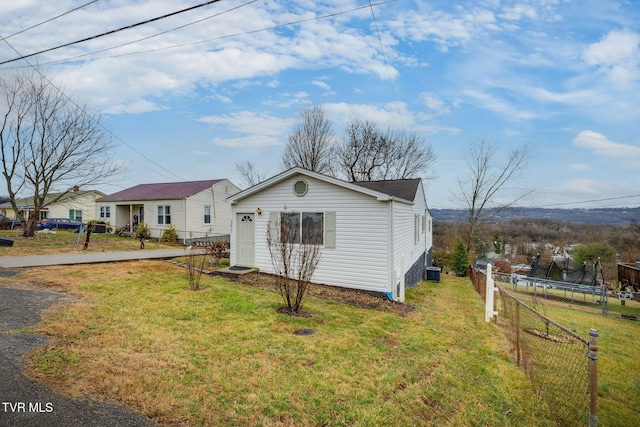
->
[27,263,556,426]
[0,229,174,255]
[518,299,640,427]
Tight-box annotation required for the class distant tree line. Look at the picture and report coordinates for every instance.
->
[433,218,640,282]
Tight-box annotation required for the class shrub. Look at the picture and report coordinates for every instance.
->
[161,225,179,243]
[135,222,150,239]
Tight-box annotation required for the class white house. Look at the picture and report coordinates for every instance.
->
[226,167,433,302]
[96,179,240,241]
[0,188,105,222]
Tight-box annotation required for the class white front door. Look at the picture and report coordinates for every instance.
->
[236,213,255,266]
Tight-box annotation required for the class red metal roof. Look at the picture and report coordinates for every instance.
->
[98,180,223,202]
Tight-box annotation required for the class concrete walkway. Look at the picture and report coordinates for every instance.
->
[0,249,203,269]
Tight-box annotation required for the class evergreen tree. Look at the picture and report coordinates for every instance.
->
[450,238,469,277]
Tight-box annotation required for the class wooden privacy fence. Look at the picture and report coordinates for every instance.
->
[468,265,599,427]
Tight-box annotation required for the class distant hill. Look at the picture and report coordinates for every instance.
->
[431,207,640,225]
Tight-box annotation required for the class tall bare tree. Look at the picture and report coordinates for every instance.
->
[235,160,267,189]
[334,118,436,182]
[456,140,529,254]
[282,105,335,174]
[0,71,118,237]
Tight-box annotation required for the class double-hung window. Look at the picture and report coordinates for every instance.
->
[100,206,111,219]
[204,205,212,224]
[69,210,82,221]
[157,205,171,225]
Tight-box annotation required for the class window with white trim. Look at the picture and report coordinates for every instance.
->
[69,210,82,221]
[280,212,323,245]
[157,205,171,225]
[204,205,212,224]
[100,206,111,219]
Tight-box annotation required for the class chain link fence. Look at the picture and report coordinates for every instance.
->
[496,272,608,315]
[498,287,596,427]
[469,266,598,427]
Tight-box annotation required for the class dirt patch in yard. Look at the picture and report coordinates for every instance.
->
[211,270,416,317]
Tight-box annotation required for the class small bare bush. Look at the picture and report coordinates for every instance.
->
[267,212,321,314]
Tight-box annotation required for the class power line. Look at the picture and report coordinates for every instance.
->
[13,0,259,67]
[428,194,640,210]
[6,1,397,69]
[536,194,640,208]
[0,0,224,66]
[0,1,397,187]
[3,1,99,40]
[0,36,188,183]
[367,0,404,131]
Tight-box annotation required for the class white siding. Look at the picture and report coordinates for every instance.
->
[47,192,103,221]
[232,174,393,294]
[392,181,430,290]
[182,180,240,239]
[212,180,240,235]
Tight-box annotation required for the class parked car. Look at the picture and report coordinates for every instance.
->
[0,214,22,230]
[36,218,84,231]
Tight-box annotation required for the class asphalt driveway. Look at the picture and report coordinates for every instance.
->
[0,274,156,426]
[0,249,196,269]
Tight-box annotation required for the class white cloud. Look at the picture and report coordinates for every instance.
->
[572,130,640,159]
[312,80,330,90]
[462,89,539,121]
[0,1,404,115]
[200,111,293,133]
[499,4,538,21]
[545,179,603,195]
[214,94,232,104]
[389,7,498,50]
[420,92,450,116]
[103,99,165,115]
[582,29,640,88]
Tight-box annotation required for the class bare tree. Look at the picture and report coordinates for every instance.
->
[266,212,322,314]
[335,119,386,181]
[456,140,529,254]
[334,118,436,182]
[235,160,267,189]
[379,129,437,181]
[0,71,118,237]
[282,105,335,174]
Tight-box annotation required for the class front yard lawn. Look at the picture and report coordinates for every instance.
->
[14,262,554,426]
[0,230,174,255]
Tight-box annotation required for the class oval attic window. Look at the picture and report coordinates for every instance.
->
[293,180,308,197]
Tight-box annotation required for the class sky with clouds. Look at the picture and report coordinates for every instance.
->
[0,0,639,209]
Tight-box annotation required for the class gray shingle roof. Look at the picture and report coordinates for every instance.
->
[353,178,421,202]
[98,180,222,202]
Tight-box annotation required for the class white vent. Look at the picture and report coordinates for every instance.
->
[293,180,308,196]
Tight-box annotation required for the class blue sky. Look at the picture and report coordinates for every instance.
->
[1,0,639,209]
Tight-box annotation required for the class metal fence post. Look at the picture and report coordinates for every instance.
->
[589,329,599,427]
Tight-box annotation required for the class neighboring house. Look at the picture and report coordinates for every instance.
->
[226,167,433,302]
[96,179,241,241]
[0,187,105,223]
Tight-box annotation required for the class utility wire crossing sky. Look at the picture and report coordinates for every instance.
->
[0,0,639,209]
